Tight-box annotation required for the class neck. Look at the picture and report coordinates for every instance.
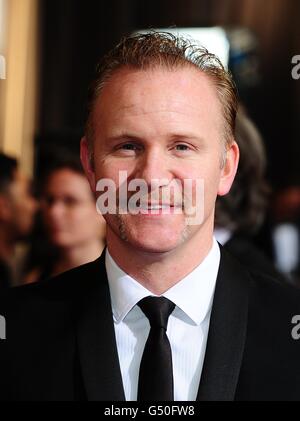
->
[52,239,104,276]
[107,220,214,295]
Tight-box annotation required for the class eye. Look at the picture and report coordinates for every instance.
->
[174,144,191,151]
[121,143,139,150]
[42,196,55,207]
[114,142,143,156]
[63,197,78,207]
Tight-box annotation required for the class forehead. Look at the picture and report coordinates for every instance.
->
[46,169,90,194]
[92,66,222,132]
[47,169,84,185]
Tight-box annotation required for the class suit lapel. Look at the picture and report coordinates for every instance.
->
[76,252,125,401]
[76,245,249,401]
[197,246,249,401]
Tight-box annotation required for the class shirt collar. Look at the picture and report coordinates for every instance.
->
[106,238,220,326]
[214,227,233,246]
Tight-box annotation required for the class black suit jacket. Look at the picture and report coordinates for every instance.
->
[1,247,300,401]
[224,234,284,282]
[0,259,12,289]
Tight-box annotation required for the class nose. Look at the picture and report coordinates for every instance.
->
[135,147,171,188]
[46,201,65,222]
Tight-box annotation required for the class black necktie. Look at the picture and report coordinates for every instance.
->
[137,296,175,401]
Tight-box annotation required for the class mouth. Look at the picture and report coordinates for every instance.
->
[115,197,185,215]
[139,203,175,210]
[132,202,184,216]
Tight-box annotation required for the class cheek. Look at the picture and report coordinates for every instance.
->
[186,165,222,210]
[14,201,29,221]
[179,163,221,190]
[43,210,57,225]
[203,170,222,202]
[94,168,118,189]
[73,205,98,225]
[95,157,141,185]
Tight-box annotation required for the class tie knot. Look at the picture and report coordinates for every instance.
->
[138,296,175,330]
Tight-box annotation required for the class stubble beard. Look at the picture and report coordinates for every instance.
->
[115,210,192,247]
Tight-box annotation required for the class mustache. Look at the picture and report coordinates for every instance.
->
[116,192,193,209]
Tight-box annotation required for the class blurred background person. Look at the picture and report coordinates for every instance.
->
[23,152,106,284]
[272,186,300,283]
[0,152,37,288]
[214,108,284,281]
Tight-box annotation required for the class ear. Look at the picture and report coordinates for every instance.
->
[217,141,239,196]
[80,137,96,193]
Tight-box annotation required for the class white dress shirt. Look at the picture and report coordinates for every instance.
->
[214,227,232,246]
[105,238,220,401]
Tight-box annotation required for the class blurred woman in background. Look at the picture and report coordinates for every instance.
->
[24,154,105,283]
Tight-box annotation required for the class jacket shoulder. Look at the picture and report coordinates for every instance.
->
[0,255,105,314]
[247,268,300,310]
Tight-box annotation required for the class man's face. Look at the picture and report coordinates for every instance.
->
[82,66,238,254]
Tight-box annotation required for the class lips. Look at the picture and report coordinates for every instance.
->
[140,203,174,209]
[139,201,184,210]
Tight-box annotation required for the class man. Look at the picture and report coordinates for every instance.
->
[1,32,300,401]
[0,153,37,288]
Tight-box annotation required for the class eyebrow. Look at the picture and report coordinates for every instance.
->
[105,133,204,144]
[105,134,142,143]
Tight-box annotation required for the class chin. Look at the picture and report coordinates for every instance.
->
[108,215,190,252]
[125,233,185,254]
[51,236,70,248]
